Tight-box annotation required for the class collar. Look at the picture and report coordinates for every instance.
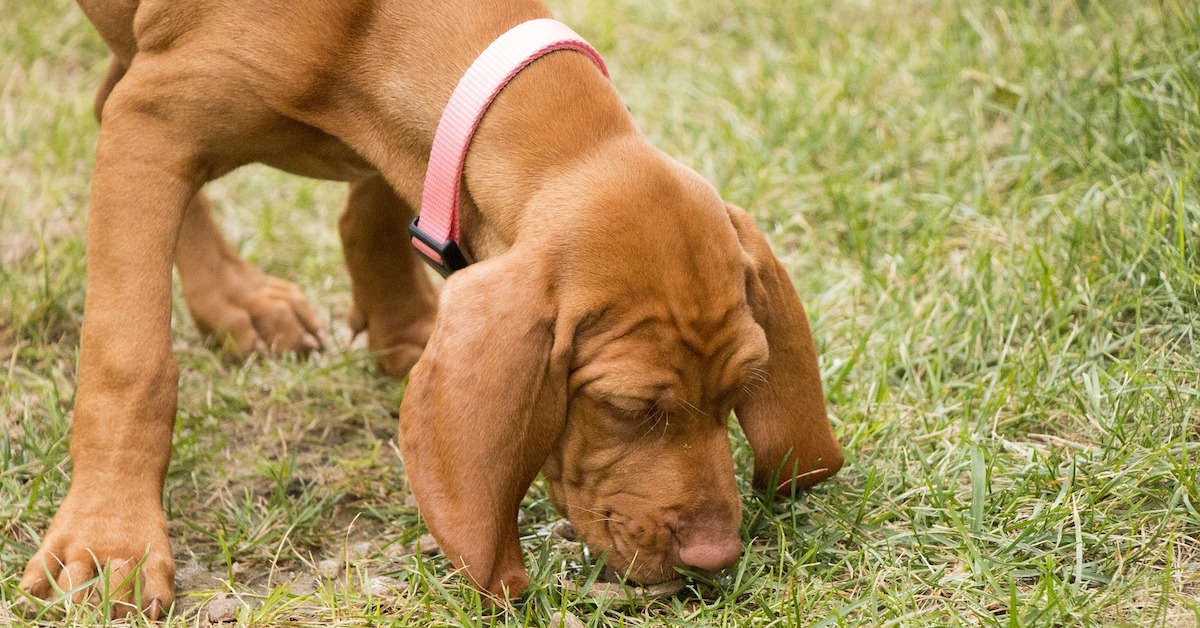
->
[408,18,610,277]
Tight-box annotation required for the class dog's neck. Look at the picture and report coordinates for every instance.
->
[450,51,643,260]
[340,4,649,261]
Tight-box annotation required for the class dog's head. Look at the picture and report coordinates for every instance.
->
[399,141,843,598]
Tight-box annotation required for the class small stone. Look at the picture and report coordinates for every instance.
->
[636,579,686,598]
[175,560,214,592]
[584,582,631,601]
[382,540,412,559]
[368,575,410,597]
[417,534,440,556]
[317,559,342,579]
[549,520,577,541]
[548,610,586,628]
[348,541,373,560]
[205,594,243,623]
[285,577,319,596]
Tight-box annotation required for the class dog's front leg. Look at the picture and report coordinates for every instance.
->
[339,175,438,379]
[19,74,202,619]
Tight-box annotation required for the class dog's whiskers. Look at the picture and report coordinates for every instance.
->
[746,367,776,391]
[741,380,766,400]
[633,410,658,434]
[563,504,620,525]
[637,407,668,441]
[680,398,709,420]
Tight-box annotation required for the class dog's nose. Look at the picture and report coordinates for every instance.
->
[678,536,743,573]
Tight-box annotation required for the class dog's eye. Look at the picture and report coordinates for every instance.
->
[597,393,655,416]
[581,379,673,417]
[581,385,656,416]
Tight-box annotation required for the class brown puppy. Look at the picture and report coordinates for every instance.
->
[20,0,844,616]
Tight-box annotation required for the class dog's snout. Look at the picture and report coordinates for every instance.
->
[678,534,742,572]
[676,507,743,573]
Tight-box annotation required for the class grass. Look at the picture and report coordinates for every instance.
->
[2,0,1199,625]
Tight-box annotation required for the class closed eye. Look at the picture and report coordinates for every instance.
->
[596,393,655,416]
[582,379,673,417]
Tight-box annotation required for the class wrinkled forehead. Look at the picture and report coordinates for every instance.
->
[544,149,749,297]
[568,291,767,408]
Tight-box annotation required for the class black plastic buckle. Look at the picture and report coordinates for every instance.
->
[408,216,470,277]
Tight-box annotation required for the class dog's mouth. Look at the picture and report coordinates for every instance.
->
[571,509,685,585]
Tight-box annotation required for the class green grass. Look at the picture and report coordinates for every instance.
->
[3,0,1200,625]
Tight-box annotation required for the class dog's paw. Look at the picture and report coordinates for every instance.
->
[348,300,431,379]
[187,268,328,358]
[19,496,175,620]
[375,342,426,379]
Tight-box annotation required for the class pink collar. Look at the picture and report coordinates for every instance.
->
[409,18,610,276]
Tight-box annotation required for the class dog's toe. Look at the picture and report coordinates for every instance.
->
[18,548,62,602]
[191,273,327,358]
[20,504,175,620]
[245,291,324,355]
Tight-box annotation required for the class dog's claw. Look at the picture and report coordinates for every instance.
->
[19,497,175,620]
[187,269,327,358]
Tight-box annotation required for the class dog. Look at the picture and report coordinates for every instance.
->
[19,0,844,617]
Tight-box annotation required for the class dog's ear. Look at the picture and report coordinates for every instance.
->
[399,251,570,599]
[725,204,844,495]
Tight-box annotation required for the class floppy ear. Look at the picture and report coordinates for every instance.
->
[725,204,844,495]
[399,251,569,598]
